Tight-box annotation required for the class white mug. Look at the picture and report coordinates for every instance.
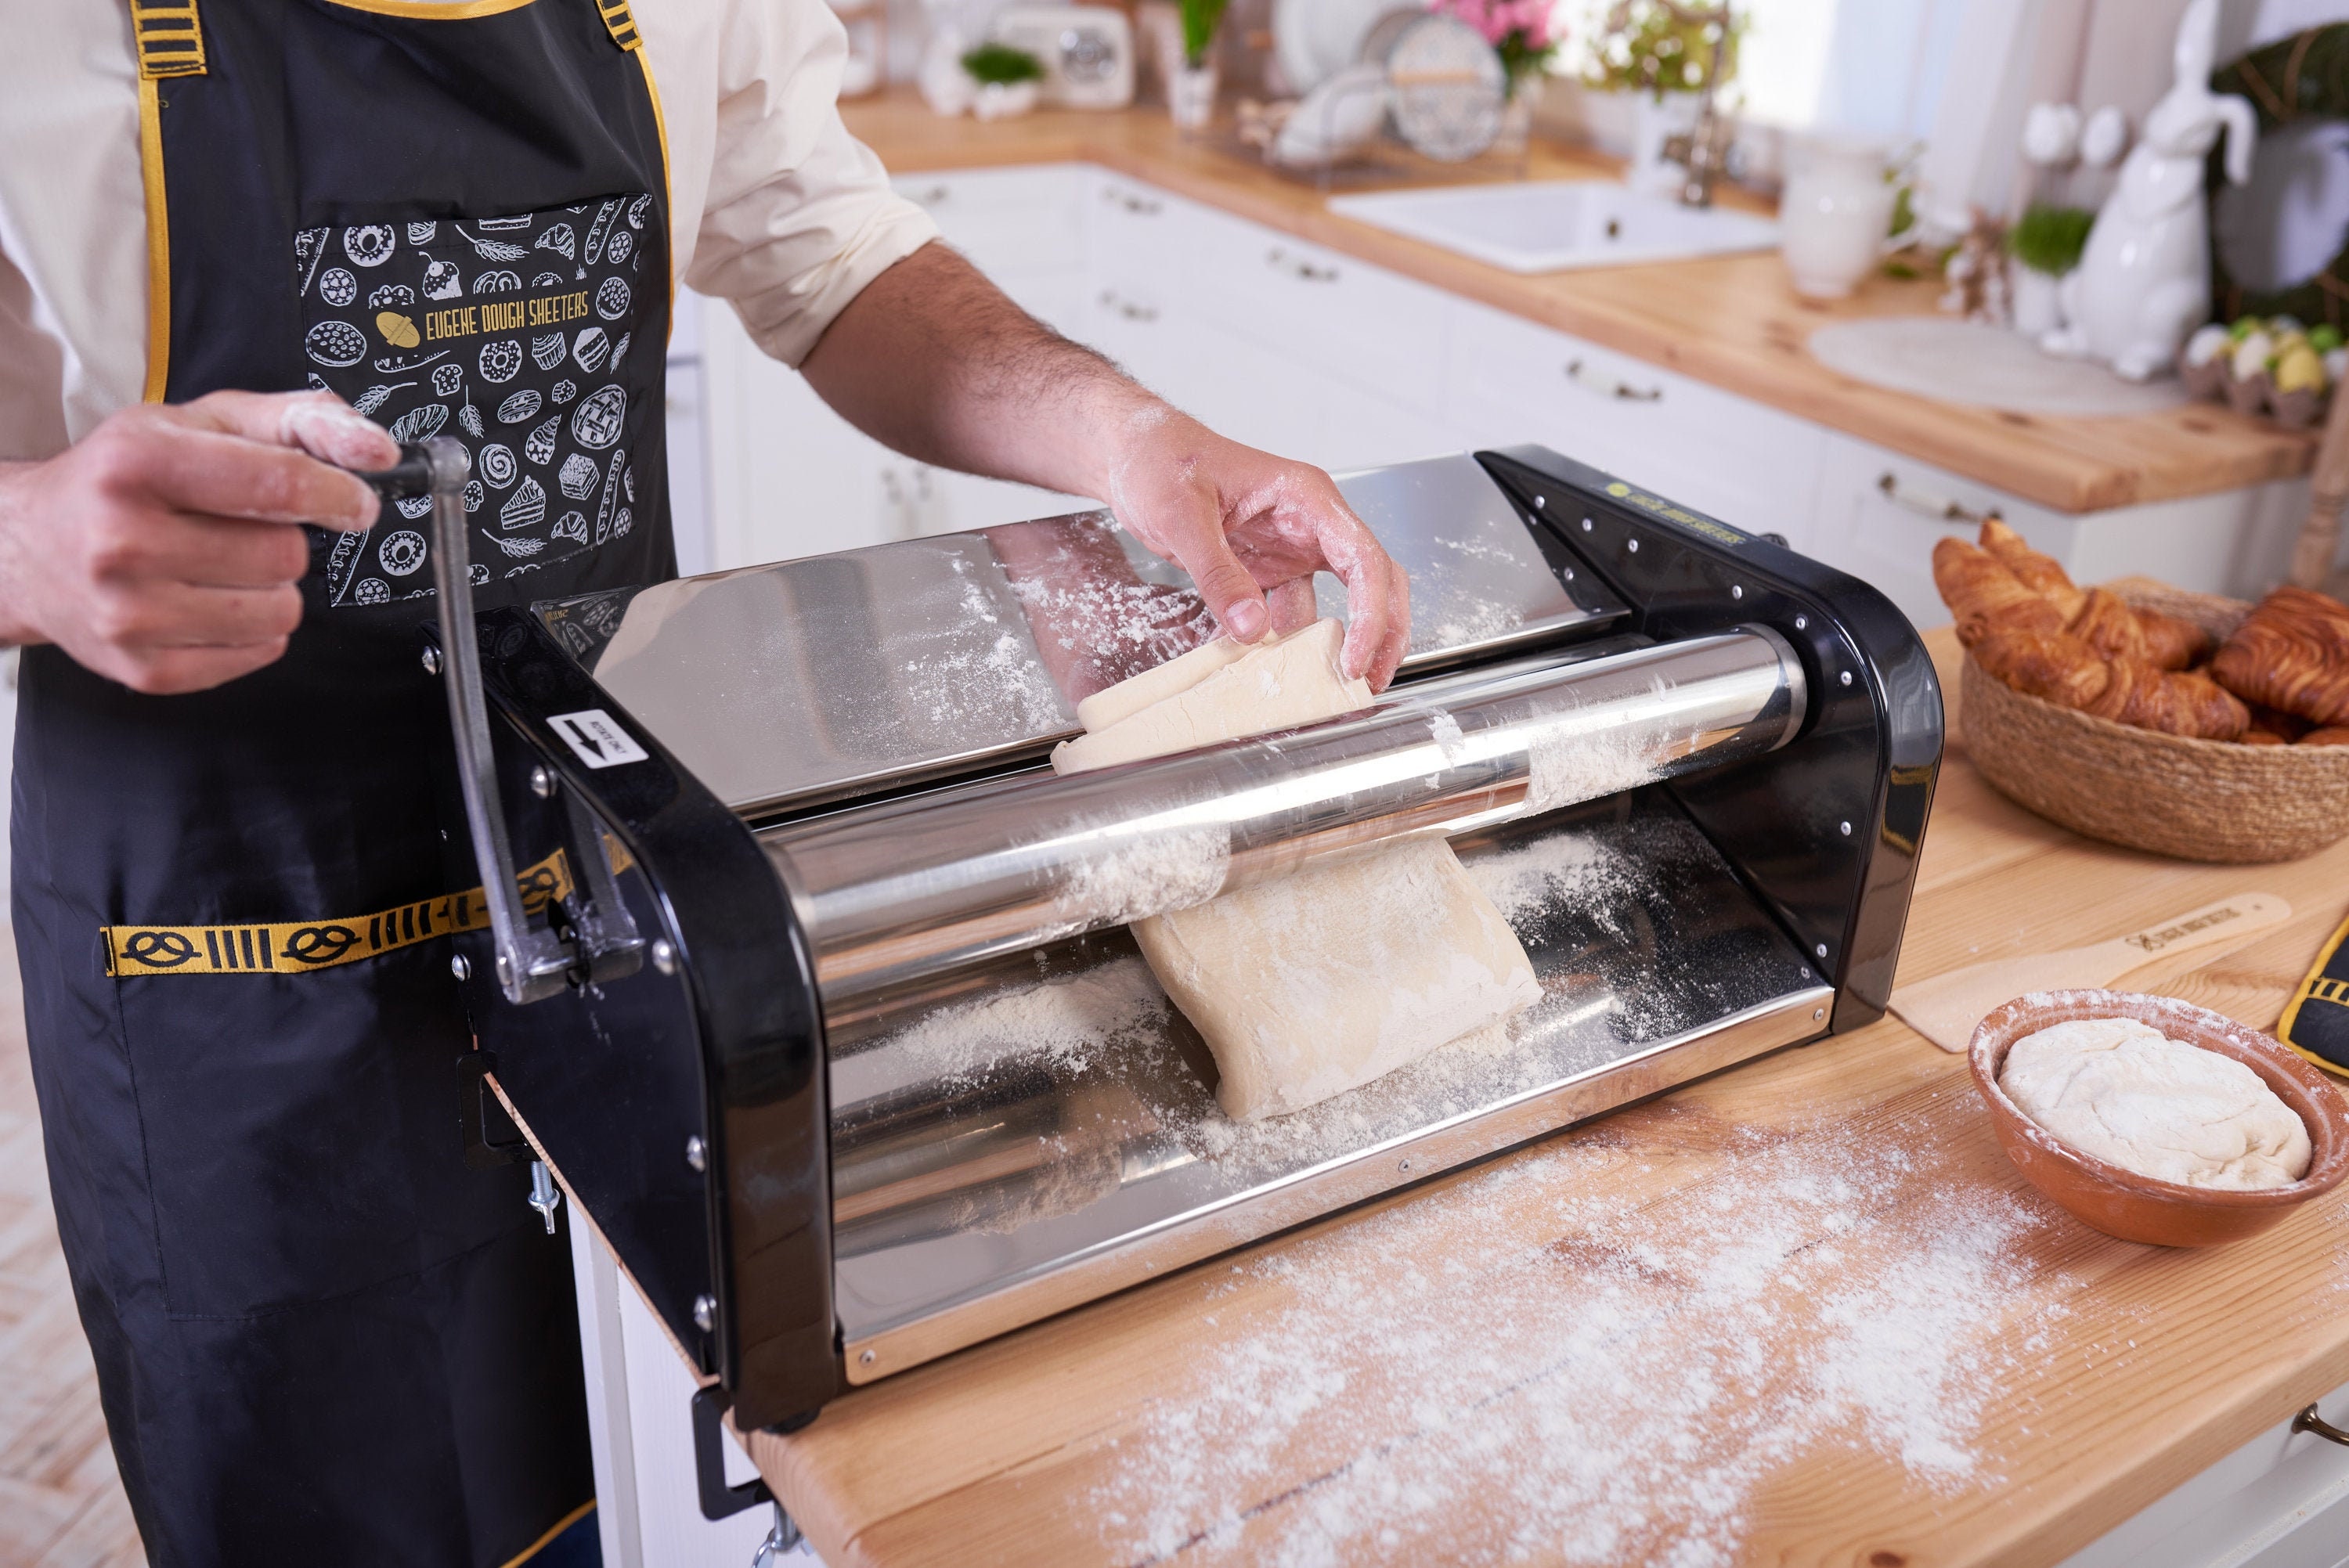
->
[1780,133,1896,300]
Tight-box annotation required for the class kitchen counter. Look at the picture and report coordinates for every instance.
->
[841,91,2316,517]
[743,622,2349,1566]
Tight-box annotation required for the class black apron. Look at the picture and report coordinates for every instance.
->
[17,1,673,1561]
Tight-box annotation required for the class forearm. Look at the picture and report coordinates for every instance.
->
[0,460,54,645]
[797,240,1157,501]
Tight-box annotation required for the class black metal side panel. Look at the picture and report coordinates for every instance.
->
[452,608,839,1429]
[1475,447,1943,1030]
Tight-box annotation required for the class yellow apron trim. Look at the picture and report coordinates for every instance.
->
[136,77,172,403]
[630,41,676,331]
[597,0,640,51]
[2276,910,2349,1080]
[314,0,540,18]
[102,847,576,978]
[130,0,207,78]
[499,1498,597,1568]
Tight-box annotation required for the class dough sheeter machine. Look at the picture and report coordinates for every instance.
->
[384,444,1943,1447]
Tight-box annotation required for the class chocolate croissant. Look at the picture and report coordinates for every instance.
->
[1977,518,2211,669]
[2210,586,2349,726]
[1972,629,2250,740]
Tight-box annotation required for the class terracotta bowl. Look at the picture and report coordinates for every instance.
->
[1968,990,2349,1247]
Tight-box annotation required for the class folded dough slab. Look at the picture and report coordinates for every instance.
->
[451,449,1940,1432]
[1056,619,1542,1119]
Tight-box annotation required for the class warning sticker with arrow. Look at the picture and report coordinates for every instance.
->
[549,708,649,770]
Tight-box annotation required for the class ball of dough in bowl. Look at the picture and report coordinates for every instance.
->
[1998,1017,2311,1190]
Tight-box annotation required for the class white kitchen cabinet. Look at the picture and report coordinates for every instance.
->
[1445,295,1828,553]
[1807,432,2311,631]
[695,159,2311,626]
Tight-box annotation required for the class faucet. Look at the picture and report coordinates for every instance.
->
[1656,1,1736,208]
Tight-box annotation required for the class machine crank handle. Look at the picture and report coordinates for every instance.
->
[362,438,572,1003]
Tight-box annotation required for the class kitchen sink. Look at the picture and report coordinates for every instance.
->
[1328,180,1779,273]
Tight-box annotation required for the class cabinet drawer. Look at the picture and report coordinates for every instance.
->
[893,164,1088,277]
[1808,433,2070,633]
[1446,299,1824,550]
[1091,173,1191,292]
[1172,202,1449,420]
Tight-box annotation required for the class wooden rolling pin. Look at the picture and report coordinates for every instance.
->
[1892,892,2293,1052]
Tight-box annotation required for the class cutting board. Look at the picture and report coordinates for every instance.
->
[1889,891,2293,1051]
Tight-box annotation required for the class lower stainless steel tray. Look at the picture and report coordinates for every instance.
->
[825,788,1830,1381]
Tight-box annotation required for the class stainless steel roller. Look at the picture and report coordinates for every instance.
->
[764,626,1807,1007]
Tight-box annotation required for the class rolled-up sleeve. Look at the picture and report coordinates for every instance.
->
[679,0,937,366]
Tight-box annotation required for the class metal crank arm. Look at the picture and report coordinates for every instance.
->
[363,437,572,1004]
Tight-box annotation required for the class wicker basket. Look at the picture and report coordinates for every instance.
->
[1958,582,2349,863]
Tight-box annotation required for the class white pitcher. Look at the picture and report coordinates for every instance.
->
[1780,133,1896,300]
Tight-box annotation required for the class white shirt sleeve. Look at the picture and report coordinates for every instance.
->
[648,0,937,369]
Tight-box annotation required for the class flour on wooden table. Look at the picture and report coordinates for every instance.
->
[1092,1115,2066,1566]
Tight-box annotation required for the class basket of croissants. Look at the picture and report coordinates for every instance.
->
[1935,519,2349,863]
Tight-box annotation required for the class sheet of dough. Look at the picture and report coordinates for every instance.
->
[1052,618,1372,774]
[1074,633,1252,733]
[1059,617,1542,1120]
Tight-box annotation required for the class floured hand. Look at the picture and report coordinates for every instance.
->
[0,390,395,693]
[1104,406,1410,690]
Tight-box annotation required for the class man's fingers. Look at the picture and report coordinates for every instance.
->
[99,642,290,697]
[1265,576,1320,636]
[161,391,386,530]
[92,581,304,651]
[1174,524,1273,643]
[114,511,316,589]
[187,388,400,470]
[1369,563,1412,690]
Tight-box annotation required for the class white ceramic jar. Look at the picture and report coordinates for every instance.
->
[1779,134,1895,300]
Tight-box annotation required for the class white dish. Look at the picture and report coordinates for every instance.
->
[1272,64,1389,168]
[1329,180,1781,272]
[1383,12,1503,164]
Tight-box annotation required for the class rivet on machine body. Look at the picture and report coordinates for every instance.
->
[1398,1158,1413,1173]
[1815,943,1829,959]
[1626,538,1640,553]
[1794,615,1809,630]
[651,939,677,975]
[1813,1007,1826,1021]
[421,645,442,676]
[686,1134,707,1173]
[1532,495,1546,509]
[450,953,471,982]
[530,765,556,798]
[1581,517,1593,532]
[1839,670,1854,687]
[1839,820,1852,836]
[693,1294,716,1333]
[858,1349,878,1367]
[1730,584,1744,600]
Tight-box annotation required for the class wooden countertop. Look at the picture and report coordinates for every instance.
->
[747,622,2349,1566]
[842,91,2316,517]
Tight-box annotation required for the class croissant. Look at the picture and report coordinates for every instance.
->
[2210,586,2349,726]
[1979,517,2084,620]
[1934,539,2064,646]
[1972,629,2250,740]
[1975,519,2210,669]
[2066,588,2154,665]
[2303,726,2349,746]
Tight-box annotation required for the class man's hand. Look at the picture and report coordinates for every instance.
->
[0,391,395,694]
[1101,407,1409,690]
[800,242,1413,687]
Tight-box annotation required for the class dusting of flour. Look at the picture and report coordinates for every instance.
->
[865,956,1170,1087]
[1092,1117,2064,1566]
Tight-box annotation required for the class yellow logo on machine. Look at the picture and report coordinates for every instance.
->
[100,847,582,979]
[1600,479,1747,547]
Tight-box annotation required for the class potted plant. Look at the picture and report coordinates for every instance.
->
[960,41,1045,121]
[1171,0,1228,132]
[2008,201,2094,335]
[1433,0,1563,153]
[1583,0,1741,196]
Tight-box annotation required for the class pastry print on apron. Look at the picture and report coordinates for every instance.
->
[295,194,659,605]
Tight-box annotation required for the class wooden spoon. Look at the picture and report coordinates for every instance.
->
[1891,892,2293,1052]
